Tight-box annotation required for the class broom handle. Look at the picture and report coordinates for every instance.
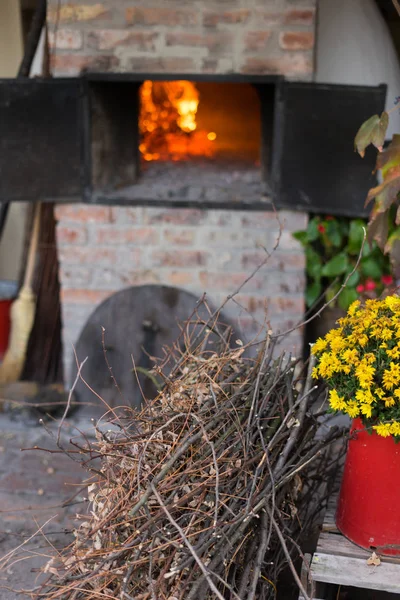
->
[23,202,41,289]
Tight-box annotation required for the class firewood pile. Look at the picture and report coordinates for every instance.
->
[33,322,343,600]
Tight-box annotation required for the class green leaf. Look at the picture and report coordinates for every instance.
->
[325,282,340,304]
[347,219,366,255]
[346,270,360,287]
[338,287,358,311]
[325,220,342,247]
[384,228,400,269]
[292,231,308,245]
[355,112,389,157]
[306,247,322,280]
[360,257,382,279]
[306,281,322,308]
[306,218,319,242]
[321,252,349,277]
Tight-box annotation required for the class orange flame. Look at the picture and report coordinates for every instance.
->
[139,80,216,162]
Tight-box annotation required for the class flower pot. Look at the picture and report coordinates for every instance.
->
[0,281,18,361]
[336,418,400,555]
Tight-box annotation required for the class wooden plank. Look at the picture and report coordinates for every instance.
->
[317,531,400,564]
[322,508,338,532]
[311,552,400,593]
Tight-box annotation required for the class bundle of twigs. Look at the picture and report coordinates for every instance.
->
[33,323,343,600]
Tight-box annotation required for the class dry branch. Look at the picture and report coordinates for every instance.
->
[26,317,345,600]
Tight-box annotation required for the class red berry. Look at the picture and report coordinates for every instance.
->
[325,216,334,221]
[317,224,326,233]
[381,274,394,286]
[365,279,376,291]
[356,284,365,293]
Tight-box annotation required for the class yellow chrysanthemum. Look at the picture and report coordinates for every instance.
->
[311,337,328,354]
[348,300,360,316]
[383,362,400,391]
[360,403,373,418]
[330,336,346,353]
[373,422,392,437]
[346,400,360,418]
[311,366,319,379]
[355,388,374,405]
[329,389,347,411]
[341,348,359,366]
[386,345,400,360]
[385,296,400,312]
[384,397,396,407]
[355,363,375,389]
[390,421,400,436]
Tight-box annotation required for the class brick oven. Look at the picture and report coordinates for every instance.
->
[0,1,386,390]
[46,0,317,380]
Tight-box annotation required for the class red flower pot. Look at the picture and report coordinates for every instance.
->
[336,418,400,555]
[0,281,18,362]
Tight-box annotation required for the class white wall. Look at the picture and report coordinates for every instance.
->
[0,1,27,282]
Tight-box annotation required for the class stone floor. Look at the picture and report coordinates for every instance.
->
[0,413,93,599]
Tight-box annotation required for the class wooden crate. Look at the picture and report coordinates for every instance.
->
[299,494,400,598]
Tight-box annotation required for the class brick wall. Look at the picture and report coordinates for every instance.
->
[47,0,315,381]
[55,205,307,378]
[47,0,316,77]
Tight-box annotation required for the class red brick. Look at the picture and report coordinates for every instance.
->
[167,271,195,286]
[240,249,305,272]
[124,270,161,286]
[50,53,119,75]
[57,224,87,245]
[95,226,158,245]
[165,32,232,53]
[203,10,250,27]
[151,250,208,267]
[200,271,305,295]
[144,208,204,226]
[244,31,272,52]
[47,3,110,23]
[48,29,83,50]
[87,30,158,51]
[55,205,111,223]
[58,246,117,266]
[242,54,313,76]
[60,265,92,287]
[110,207,140,224]
[254,10,283,26]
[199,272,254,292]
[126,7,197,26]
[60,289,111,304]
[240,212,280,229]
[163,230,195,246]
[252,252,306,272]
[279,31,314,51]
[235,294,304,315]
[284,9,315,26]
[121,56,195,73]
[241,251,272,270]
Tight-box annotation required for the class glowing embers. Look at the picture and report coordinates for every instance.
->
[139,80,216,162]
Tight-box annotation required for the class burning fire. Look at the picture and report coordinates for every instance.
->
[139,80,216,162]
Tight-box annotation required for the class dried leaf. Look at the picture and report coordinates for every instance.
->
[355,112,388,157]
[377,134,400,177]
[384,228,400,268]
[368,207,389,251]
[367,551,381,566]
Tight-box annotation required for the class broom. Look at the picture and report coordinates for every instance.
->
[0,202,41,383]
